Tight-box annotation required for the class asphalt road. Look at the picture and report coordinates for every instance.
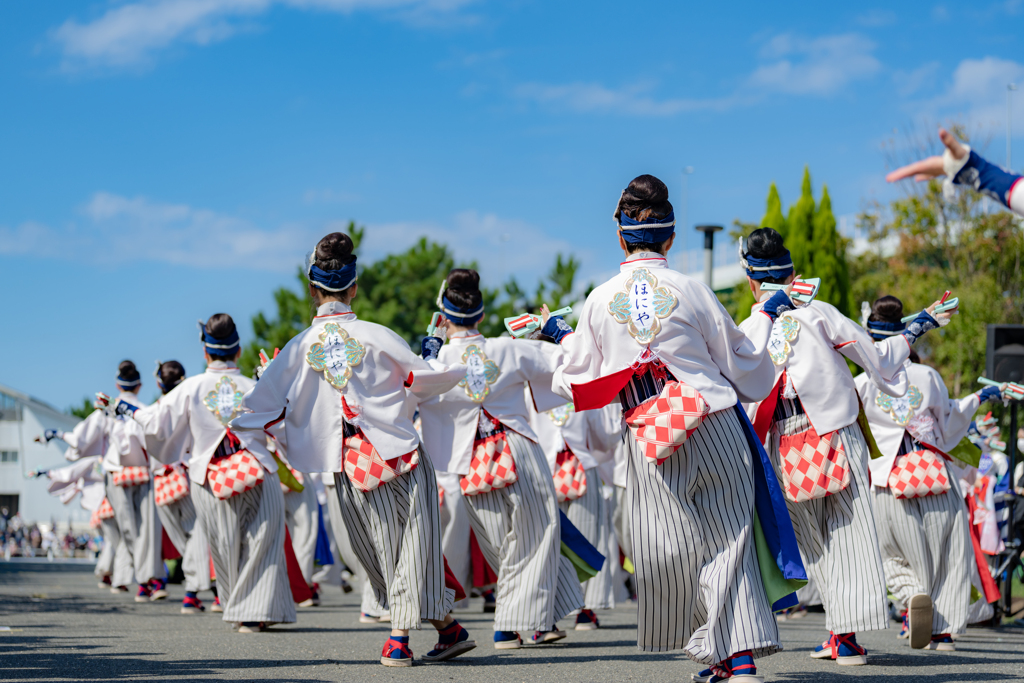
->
[2,561,1022,682]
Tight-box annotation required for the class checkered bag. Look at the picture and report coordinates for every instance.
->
[623,381,710,465]
[91,497,116,527]
[460,423,518,497]
[778,424,850,503]
[553,446,587,502]
[154,464,189,507]
[207,450,265,500]
[343,431,418,493]
[112,466,151,488]
[280,468,305,495]
[887,449,951,499]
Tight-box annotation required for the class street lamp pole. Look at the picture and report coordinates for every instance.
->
[681,166,694,272]
[1009,83,1017,171]
[695,224,723,290]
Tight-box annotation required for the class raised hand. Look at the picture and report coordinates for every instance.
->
[886,128,968,183]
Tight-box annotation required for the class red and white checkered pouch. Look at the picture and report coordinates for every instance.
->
[623,381,710,466]
[112,466,151,488]
[553,446,587,503]
[207,450,266,500]
[778,423,850,503]
[343,430,418,493]
[887,448,951,499]
[460,416,518,496]
[91,497,116,527]
[154,464,190,507]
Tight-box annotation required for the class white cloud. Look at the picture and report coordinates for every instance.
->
[51,0,474,69]
[856,9,898,26]
[747,33,881,96]
[929,57,1024,125]
[893,61,941,97]
[514,32,881,117]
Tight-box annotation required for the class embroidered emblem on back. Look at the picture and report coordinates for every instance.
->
[306,322,366,390]
[876,385,923,427]
[547,402,575,427]
[768,315,800,365]
[459,345,500,403]
[608,268,678,345]
[203,377,244,425]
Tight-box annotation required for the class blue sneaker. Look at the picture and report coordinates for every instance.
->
[527,627,567,645]
[708,651,761,682]
[926,633,955,651]
[422,620,477,662]
[691,667,713,682]
[809,632,867,665]
[575,608,600,631]
[380,636,413,667]
[493,630,521,650]
[898,613,909,639]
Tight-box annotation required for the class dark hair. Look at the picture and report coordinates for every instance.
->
[117,360,140,383]
[205,313,238,361]
[746,227,790,285]
[868,295,904,324]
[445,268,483,314]
[908,348,921,364]
[615,174,674,254]
[310,232,356,298]
[157,361,186,394]
[525,328,556,344]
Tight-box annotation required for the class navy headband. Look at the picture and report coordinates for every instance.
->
[115,375,141,388]
[617,211,676,245]
[866,319,905,341]
[740,249,795,281]
[202,327,240,354]
[441,294,484,325]
[308,262,357,293]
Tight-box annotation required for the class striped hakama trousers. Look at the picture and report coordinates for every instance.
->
[284,483,319,586]
[872,474,970,634]
[628,408,780,664]
[560,467,616,610]
[106,476,164,585]
[436,470,473,610]
[324,480,387,617]
[155,494,212,593]
[96,517,134,588]
[609,484,635,603]
[333,449,454,630]
[462,431,584,632]
[770,414,888,634]
[192,471,296,625]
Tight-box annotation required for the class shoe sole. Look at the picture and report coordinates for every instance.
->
[421,640,477,662]
[237,626,263,633]
[150,592,168,601]
[574,623,598,631]
[380,657,413,667]
[690,675,712,683]
[809,649,832,659]
[180,607,205,614]
[926,642,955,651]
[897,632,909,639]
[836,655,868,666]
[210,607,223,613]
[378,615,392,623]
[493,640,521,650]
[908,593,933,650]
[529,632,567,645]
[111,588,127,594]
[727,676,763,683]
[359,617,380,624]
[134,596,152,603]
[297,600,320,607]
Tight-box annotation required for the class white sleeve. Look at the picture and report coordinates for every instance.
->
[823,304,910,395]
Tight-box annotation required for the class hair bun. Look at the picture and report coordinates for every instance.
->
[446,268,480,292]
[615,174,673,222]
[205,313,237,340]
[118,360,140,382]
[315,232,355,270]
[746,227,787,259]
[870,295,904,324]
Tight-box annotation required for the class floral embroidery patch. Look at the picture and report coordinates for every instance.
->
[203,376,245,426]
[547,402,575,427]
[767,315,800,365]
[876,385,924,427]
[306,322,366,390]
[459,345,500,403]
[608,268,678,345]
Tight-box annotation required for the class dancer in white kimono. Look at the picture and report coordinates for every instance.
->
[106,361,166,602]
[38,394,131,591]
[418,268,585,650]
[737,228,952,666]
[856,295,1000,651]
[548,176,792,683]
[528,381,623,628]
[142,360,214,614]
[232,232,476,666]
[133,315,295,633]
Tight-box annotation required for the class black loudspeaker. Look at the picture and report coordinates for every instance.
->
[986,325,1024,383]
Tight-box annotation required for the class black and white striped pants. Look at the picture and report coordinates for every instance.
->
[463,431,585,632]
[560,467,616,610]
[106,477,164,585]
[770,414,888,634]
[333,449,454,630]
[192,471,296,624]
[323,480,387,617]
[155,493,212,592]
[628,408,781,664]
[872,475,970,634]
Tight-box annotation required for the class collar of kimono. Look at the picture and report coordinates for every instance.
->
[448,330,483,342]
[315,301,354,318]
[206,361,239,372]
[620,251,667,272]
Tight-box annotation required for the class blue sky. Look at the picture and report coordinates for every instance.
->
[2,0,1023,411]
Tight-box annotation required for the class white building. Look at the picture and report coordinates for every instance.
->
[0,383,84,527]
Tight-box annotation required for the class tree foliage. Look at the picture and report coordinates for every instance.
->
[786,167,815,276]
[66,397,94,420]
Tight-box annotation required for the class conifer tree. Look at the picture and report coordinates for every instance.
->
[786,167,816,275]
[762,183,787,238]
[811,185,851,316]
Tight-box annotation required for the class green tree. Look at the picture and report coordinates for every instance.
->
[811,185,852,316]
[762,183,788,238]
[67,397,94,420]
[786,167,816,274]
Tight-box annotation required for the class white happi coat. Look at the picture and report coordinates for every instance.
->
[418,332,564,475]
[62,409,110,462]
[232,302,466,472]
[528,389,622,474]
[855,361,980,487]
[740,300,911,435]
[134,363,265,483]
[553,253,776,410]
[104,392,147,472]
[45,455,107,511]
